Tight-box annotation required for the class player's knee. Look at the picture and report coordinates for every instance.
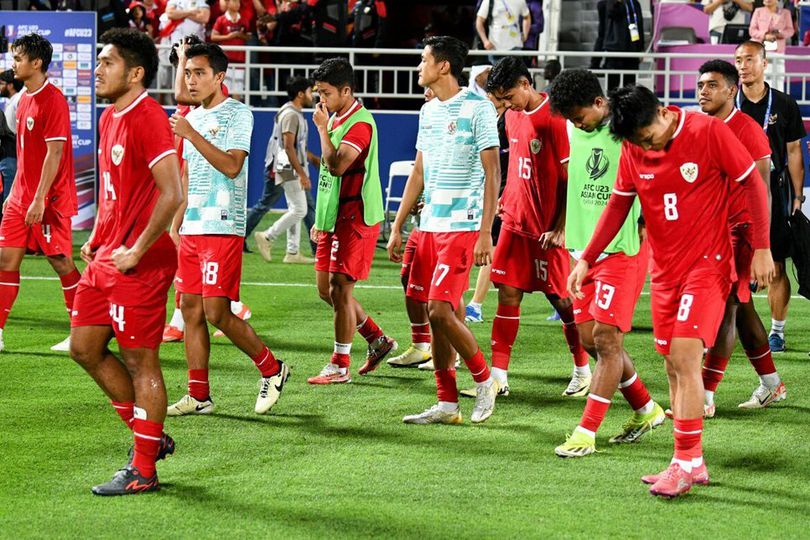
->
[203,303,229,328]
[69,343,95,367]
[578,330,596,356]
[427,302,452,328]
[592,324,621,359]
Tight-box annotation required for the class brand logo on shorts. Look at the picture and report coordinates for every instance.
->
[530,139,542,154]
[26,116,34,131]
[639,173,654,180]
[680,162,698,183]
[111,144,125,166]
[409,284,424,292]
[655,338,668,346]
[492,268,506,275]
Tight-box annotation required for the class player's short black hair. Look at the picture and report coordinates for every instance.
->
[185,43,229,75]
[169,34,204,68]
[486,56,531,94]
[423,35,468,82]
[100,28,159,88]
[698,59,739,88]
[543,59,561,81]
[608,85,660,141]
[736,39,767,59]
[286,76,313,100]
[548,68,605,117]
[0,70,23,92]
[12,33,52,73]
[312,57,354,90]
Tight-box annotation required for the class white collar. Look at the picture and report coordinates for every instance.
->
[225,11,240,23]
[27,79,50,97]
[670,108,686,140]
[335,100,360,122]
[723,107,738,124]
[113,91,149,118]
[523,94,548,115]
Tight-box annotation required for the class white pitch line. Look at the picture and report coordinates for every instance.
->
[19,276,806,299]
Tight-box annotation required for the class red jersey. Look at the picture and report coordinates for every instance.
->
[614,108,755,287]
[94,92,177,273]
[332,100,373,223]
[722,107,771,225]
[500,94,570,240]
[12,80,77,217]
[212,13,248,63]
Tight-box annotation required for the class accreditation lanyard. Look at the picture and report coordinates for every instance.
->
[738,88,773,134]
[624,0,638,27]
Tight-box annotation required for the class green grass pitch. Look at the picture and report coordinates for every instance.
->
[1,220,809,539]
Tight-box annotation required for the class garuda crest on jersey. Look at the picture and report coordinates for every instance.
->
[680,162,698,183]
[586,148,609,180]
[530,138,542,154]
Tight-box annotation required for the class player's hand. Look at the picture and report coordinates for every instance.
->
[169,113,194,140]
[792,197,802,215]
[169,228,181,247]
[567,259,590,299]
[539,228,564,250]
[751,248,775,291]
[638,223,647,244]
[80,241,96,264]
[474,232,493,267]
[300,174,312,190]
[496,197,504,216]
[483,40,495,50]
[313,103,329,131]
[25,198,45,226]
[111,245,141,274]
[310,225,322,243]
[387,230,403,263]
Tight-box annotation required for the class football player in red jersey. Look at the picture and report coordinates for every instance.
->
[570,85,773,498]
[0,33,82,353]
[477,56,591,398]
[70,29,183,496]
[696,59,785,415]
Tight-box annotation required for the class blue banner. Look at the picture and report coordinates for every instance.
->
[0,11,96,228]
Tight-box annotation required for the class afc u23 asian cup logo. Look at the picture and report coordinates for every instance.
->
[586,148,609,180]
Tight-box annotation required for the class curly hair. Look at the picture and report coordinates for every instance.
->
[12,33,52,73]
[608,85,660,141]
[548,68,604,118]
[169,34,204,68]
[485,56,531,95]
[100,28,159,88]
[312,57,355,90]
[698,59,739,89]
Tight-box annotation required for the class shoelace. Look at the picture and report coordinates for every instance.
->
[752,384,770,401]
[319,364,338,377]
[259,379,270,398]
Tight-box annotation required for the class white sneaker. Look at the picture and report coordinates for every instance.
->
[254,231,273,262]
[50,335,71,352]
[387,345,431,368]
[562,372,591,397]
[282,252,315,264]
[738,382,787,409]
[417,357,461,371]
[461,383,509,398]
[471,381,498,423]
[0,329,5,352]
[255,361,290,414]
[403,404,462,425]
[167,394,215,416]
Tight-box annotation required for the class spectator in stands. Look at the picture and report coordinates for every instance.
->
[128,2,155,34]
[254,76,319,264]
[352,0,388,48]
[211,0,252,99]
[0,70,22,202]
[468,64,491,97]
[475,0,531,62]
[735,40,806,353]
[139,0,166,38]
[543,59,561,87]
[702,0,753,44]
[749,0,795,53]
[157,0,210,100]
[524,0,544,52]
[308,0,349,51]
[591,0,645,90]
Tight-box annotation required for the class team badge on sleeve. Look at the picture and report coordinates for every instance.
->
[680,162,698,183]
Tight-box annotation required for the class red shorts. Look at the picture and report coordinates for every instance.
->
[405,230,477,310]
[650,266,731,355]
[175,234,243,299]
[315,220,380,281]
[490,227,569,297]
[400,229,421,278]
[71,259,175,350]
[573,241,649,333]
[731,222,753,303]
[0,200,73,257]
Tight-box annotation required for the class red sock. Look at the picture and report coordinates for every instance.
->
[59,269,81,312]
[331,352,351,368]
[435,368,458,403]
[188,369,210,400]
[251,345,280,377]
[673,417,703,462]
[0,271,20,328]
[618,373,653,411]
[558,306,589,367]
[491,304,520,371]
[132,418,163,477]
[357,316,384,344]
[463,348,491,383]
[111,401,135,430]
[578,394,611,433]
[745,343,777,376]
[702,353,730,392]
[411,322,431,344]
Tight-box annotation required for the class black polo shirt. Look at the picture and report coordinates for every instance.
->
[738,83,806,175]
